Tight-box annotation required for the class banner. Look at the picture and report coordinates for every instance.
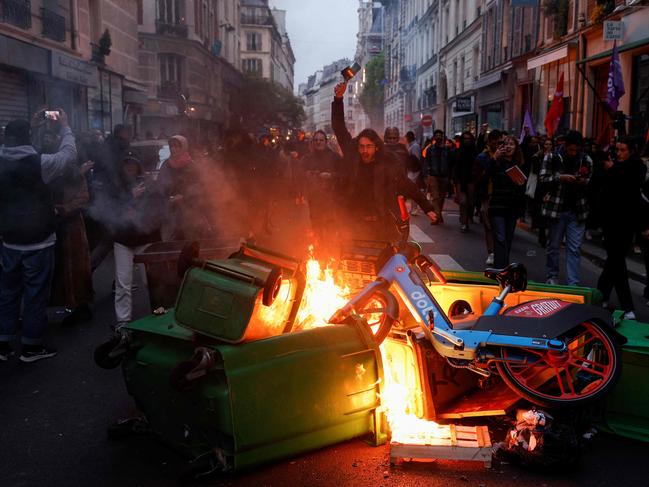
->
[544,72,564,137]
[519,110,536,143]
[606,41,626,112]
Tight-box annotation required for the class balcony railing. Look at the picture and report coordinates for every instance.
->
[41,7,65,42]
[156,20,188,37]
[1,0,31,30]
[158,81,181,99]
[240,14,273,26]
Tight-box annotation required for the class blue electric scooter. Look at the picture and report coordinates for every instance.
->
[330,196,622,408]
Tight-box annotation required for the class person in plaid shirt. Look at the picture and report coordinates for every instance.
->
[539,130,593,286]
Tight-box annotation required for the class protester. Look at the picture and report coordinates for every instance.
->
[111,154,163,330]
[405,131,424,215]
[485,135,527,268]
[0,110,76,362]
[597,137,646,320]
[332,81,437,240]
[423,129,454,223]
[454,131,478,233]
[474,129,503,265]
[529,138,553,248]
[89,124,131,272]
[44,129,94,326]
[157,135,212,241]
[540,130,592,286]
[302,130,343,256]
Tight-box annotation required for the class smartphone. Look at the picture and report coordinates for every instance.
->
[45,110,60,120]
[341,62,361,81]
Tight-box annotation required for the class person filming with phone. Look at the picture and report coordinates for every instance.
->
[0,108,77,362]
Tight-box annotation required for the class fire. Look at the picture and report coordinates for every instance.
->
[294,257,350,330]
[297,254,448,445]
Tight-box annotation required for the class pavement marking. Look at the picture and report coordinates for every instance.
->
[429,254,465,271]
[410,223,434,243]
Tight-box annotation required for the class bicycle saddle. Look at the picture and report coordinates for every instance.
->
[484,263,528,293]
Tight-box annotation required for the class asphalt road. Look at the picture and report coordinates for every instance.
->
[1,201,648,487]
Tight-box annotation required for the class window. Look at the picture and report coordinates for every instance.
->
[160,54,183,85]
[158,0,184,25]
[246,32,261,51]
[243,58,262,76]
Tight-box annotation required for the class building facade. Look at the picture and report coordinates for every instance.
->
[240,0,294,91]
[0,0,146,133]
[137,0,243,141]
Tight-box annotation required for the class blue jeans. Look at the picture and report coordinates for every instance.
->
[546,212,585,286]
[0,245,55,345]
[490,210,518,269]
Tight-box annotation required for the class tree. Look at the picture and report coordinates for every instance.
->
[238,76,305,131]
[359,53,385,129]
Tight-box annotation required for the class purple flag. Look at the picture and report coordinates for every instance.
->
[606,41,626,112]
[519,109,536,144]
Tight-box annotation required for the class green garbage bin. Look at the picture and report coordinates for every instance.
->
[134,239,240,309]
[600,313,649,442]
[122,313,386,470]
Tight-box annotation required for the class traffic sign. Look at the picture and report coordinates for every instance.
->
[421,114,433,127]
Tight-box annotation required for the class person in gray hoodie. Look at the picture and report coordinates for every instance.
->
[0,110,76,362]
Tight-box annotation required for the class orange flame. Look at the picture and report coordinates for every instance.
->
[297,254,447,445]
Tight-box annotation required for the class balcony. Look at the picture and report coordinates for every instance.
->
[1,0,31,30]
[41,7,65,42]
[158,81,181,99]
[240,14,273,26]
[156,20,188,37]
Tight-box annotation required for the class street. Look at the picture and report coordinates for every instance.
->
[1,202,649,487]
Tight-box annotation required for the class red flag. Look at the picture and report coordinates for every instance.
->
[544,72,564,137]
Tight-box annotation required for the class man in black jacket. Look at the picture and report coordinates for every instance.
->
[0,111,77,362]
[332,81,437,241]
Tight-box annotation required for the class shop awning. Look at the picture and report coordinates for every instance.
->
[474,71,502,89]
[527,45,569,70]
[577,36,649,64]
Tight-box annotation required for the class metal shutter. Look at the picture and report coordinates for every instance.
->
[0,69,29,126]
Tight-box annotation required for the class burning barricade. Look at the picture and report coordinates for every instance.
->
[95,237,628,477]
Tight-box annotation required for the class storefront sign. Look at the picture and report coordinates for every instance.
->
[51,52,98,87]
[604,21,623,41]
[455,97,473,113]
[0,34,48,74]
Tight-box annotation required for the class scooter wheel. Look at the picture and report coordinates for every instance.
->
[496,320,621,408]
[262,267,282,307]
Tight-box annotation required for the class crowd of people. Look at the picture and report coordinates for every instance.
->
[1,88,648,362]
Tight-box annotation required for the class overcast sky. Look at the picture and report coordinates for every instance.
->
[269,0,359,90]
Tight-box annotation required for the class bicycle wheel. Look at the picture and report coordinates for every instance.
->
[496,320,621,408]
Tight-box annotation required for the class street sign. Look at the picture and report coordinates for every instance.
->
[603,21,623,41]
[455,97,472,112]
[421,114,433,127]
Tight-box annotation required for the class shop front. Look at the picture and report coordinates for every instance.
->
[476,70,506,131]
[451,96,477,135]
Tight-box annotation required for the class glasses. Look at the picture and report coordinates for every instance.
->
[359,144,376,150]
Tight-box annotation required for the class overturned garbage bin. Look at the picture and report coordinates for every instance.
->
[134,239,240,310]
[104,244,386,473]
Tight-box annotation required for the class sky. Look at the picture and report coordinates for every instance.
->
[269,0,359,90]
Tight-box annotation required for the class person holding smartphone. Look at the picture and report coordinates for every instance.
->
[539,130,593,286]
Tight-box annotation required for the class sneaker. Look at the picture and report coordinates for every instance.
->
[0,342,15,362]
[602,301,610,309]
[622,311,637,321]
[460,224,469,233]
[546,278,559,285]
[111,321,130,333]
[485,253,494,266]
[19,345,57,363]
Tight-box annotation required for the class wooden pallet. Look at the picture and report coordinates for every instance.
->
[390,425,492,468]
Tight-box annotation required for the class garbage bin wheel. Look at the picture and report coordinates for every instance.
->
[178,241,200,278]
[262,267,283,307]
[94,335,126,369]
